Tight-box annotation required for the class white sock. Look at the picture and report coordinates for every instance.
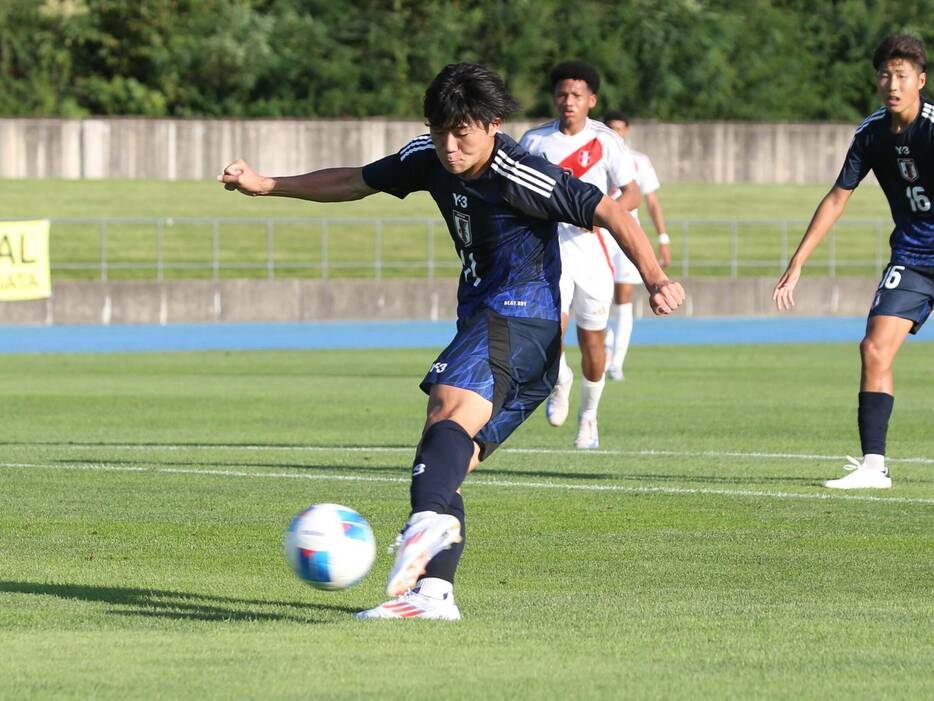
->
[408,510,437,525]
[579,375,605,420]
[416,577,453,599]
[862,453,886,471]
[611,303,633,369]
[557,352,573,385]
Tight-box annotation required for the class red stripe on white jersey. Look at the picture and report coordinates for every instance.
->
[594,228,615,275]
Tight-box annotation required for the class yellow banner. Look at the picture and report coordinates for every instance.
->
[0,220,51,301]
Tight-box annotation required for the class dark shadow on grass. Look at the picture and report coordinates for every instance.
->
[52,457,613,481]
[606,472,819,487]
[0,441,414,449]
[0,580,358,624]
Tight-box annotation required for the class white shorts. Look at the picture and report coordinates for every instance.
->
[607,235,642,285]
[558,227,614,331]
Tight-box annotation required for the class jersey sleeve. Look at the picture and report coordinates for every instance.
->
[361,135,434,199]
[604,133,636,189]
[635,152,661,194]
[834,130,871,190]
[494,150,603,229]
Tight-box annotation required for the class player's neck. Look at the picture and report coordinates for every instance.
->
[889,95,923,133]
[559,117,588,136]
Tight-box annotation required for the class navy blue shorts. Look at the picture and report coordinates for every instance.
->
[869,264,934,334]
[420,309,561,460]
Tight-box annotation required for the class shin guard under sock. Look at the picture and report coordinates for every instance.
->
[409,419,473,514]
[858,391,894,456]
[423,491,466,584]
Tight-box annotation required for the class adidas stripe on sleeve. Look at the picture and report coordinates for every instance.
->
[835,115,876,190]
[496,149,603,229]
[362,135,435,199]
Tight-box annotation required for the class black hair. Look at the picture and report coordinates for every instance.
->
[423,63,520,130]
[872,34,927,72]
[603,110,629,126]
[549,60,601,94]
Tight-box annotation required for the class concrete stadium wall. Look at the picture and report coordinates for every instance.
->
[0,118,859,184]
[0,277,878,326]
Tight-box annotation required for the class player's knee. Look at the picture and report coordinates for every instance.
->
[860,336,891,371]
[617,285,633,304]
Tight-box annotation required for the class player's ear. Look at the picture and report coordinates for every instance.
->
[588,92,598,109]
[486,118,503,135]
[919,71,927,91]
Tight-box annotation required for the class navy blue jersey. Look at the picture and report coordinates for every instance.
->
[362,132,603,321]
[836,99,934,266]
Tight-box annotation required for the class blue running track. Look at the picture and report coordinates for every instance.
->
[0,316,929,354]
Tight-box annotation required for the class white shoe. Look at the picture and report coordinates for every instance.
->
[574,415,599,449]
[385,513,462,597]
[355,584,461,620]
[546,375,573,427]
[605,363,624,381]
[824,456,892,489]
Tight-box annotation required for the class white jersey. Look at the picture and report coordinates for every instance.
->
[609,146,663,285]
[519,118,635,238]
[610,147,660,221]
[632,149,660,196]
[520,118,636,320]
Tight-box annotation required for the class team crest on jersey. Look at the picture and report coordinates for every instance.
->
[898,158,919,183]
[453,211,472,245]
[559,138,603,178]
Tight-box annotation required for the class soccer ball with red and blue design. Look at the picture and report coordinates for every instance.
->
[284,503,376,590]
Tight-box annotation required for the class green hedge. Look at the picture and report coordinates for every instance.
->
[1,0,931,120]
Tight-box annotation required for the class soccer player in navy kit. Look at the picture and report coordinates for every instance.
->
[774,34,933,490]
[221,63,684,618]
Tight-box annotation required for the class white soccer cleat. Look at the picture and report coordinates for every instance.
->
[605,363,624,381]
[824,456,892,490]
[545,375,573,427]
[574,415,599,449]
[354,585,461,620]
[385,513,462,597]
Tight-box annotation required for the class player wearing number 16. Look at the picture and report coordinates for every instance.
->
[220,63,684,619]
[773,34,934,489]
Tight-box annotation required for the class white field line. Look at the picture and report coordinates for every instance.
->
[4,442,934,465]
[2,460,934,507]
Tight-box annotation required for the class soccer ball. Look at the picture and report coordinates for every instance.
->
[284,503,376,590]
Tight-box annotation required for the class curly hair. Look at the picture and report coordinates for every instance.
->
[549,60,601,94]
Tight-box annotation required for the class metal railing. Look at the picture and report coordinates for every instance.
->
[23,217,893,280]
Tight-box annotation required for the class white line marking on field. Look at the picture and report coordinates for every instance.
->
[4,442,933,465]
[2,460,933,507]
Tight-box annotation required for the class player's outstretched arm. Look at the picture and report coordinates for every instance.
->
[218,160,377,202]
[645,191,671,267]
[772,186,853,310]
[593,195,685,315]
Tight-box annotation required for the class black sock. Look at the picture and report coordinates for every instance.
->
[423,491,466,585]
[858,391,894,456]
[409,419,473,514]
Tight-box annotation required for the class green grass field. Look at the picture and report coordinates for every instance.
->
[0,179,894,280]
[2,343,932,700]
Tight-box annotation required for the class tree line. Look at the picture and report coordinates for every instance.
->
[2,0,931,122]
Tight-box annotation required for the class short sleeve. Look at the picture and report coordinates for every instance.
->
[604,133,636,189]
[494,150,602,229]
[635,152,661,194]
[835,131,871,190]
[361,135,435,199]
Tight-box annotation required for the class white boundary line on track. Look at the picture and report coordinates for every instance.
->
[4,442,934,465]
[3,460,933,507]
